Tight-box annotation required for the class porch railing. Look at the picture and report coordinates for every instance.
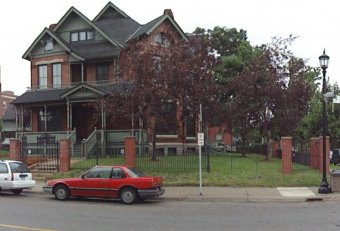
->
[83,128,97,157]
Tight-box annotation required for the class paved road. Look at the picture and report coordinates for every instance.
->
[1,192,340,231]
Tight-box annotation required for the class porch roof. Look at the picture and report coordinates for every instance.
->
[11,88,69,105]
[11,83,135,106]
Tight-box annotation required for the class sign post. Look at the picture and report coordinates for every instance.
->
[198,132,204,195]
[198,104,203,195]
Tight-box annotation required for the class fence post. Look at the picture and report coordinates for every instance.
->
[318,136,330,173]
[124,137,136,168]
[281,136,292,174]
[9,139,21,161]
[59,139,70,172]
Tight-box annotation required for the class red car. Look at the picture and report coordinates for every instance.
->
[42,166,164,204]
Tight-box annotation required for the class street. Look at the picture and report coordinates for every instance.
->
[1,192,340,231]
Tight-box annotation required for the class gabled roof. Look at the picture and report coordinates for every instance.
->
[52,6,123,48]
[129,14,188,42]
[22,28,84,61]
[93,2,130,21]
[61,83,106,98]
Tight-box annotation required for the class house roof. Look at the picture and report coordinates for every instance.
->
[11,88,69,105]
[69,41,120,60]
[11,83,135,105]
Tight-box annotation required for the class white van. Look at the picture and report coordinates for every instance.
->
[0,160,36,194]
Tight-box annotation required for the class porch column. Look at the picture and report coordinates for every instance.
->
[81,63,84,82]
[44,104,47,132]
[101,100,105,156]
[66,98,70,135]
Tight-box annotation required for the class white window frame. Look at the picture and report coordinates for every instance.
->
[39,65,48,89]
[52,63,62,88]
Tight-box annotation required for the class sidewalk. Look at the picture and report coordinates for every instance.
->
[27,182,340,202]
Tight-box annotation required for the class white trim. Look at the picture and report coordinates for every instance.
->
[156,135,178,138]
[35,59,64,66]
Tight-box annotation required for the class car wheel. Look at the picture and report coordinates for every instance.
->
[54,185,69,200]
[120,187,137,204]
[11,189,23,195]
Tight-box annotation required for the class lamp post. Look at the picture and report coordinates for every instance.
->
[318,49,331,194]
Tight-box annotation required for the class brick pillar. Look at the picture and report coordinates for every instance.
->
[59,139,70,172]
[9,139,21,161]
[318,136,330,173]
[124,137,136,168]
[272,141,280,158]
[310,138,319,169]
[281,137,292,174]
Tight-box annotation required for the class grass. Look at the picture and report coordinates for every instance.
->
[51,153,325,187]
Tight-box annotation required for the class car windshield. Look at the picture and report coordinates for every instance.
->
[9,162,30,173]
[125,168,145,178]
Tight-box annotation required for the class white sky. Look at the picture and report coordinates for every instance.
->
[0,0,338,95]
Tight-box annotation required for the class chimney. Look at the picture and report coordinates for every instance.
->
[163,9,174,19]
[49,24,56,30]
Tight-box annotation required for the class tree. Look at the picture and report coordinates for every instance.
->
[226,36,315,160]
[101,32,218,159]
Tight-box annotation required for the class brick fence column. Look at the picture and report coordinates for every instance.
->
[281,137,292,174]
[59,139,70,172]
[124,137,136,168]
[318,136,330,173]
[310,138,319,169]
[9,139,21,161]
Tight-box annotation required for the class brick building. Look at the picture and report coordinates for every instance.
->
[12,2,232,155]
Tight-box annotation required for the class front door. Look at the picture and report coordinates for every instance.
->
[72,103,96,142]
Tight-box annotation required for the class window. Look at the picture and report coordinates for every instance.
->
[2,101,6,109]
[156,103,177,135]
[0,163,8,174]
[96,63,108,82]
[70,30,94,42]
[52,63,61,88]
[153,33,171,46]
[85,167,112,178]
[44,39,53,51]
[39,65,47,89]
[71,32,78,42]
[38,108,62,132]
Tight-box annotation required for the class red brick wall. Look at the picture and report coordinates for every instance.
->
[59,139,70,172]
[281,137,292,174]
[9,139,20,161]
[124,137,136,168]
[31,54,70,89]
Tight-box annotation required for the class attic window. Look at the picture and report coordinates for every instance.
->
[44,39,53,51]
[71,30,95,42]
[153,33,171,47]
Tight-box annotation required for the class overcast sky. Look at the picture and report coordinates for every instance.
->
[0,0,338,95]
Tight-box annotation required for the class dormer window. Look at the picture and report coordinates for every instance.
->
[71,30,95,42]
[44,39,53,51]
[153,32,171,47]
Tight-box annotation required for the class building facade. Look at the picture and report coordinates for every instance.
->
[12,2,232,155]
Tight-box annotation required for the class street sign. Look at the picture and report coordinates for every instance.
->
[198,132,204,146]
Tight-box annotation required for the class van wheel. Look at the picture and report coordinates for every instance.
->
[11,189,23,195]
[54,185,69,200]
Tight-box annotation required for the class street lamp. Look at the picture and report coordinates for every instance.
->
[318,49,331,194]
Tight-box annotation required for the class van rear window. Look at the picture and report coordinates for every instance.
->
[9,162,30,173]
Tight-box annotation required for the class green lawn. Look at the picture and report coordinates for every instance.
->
[51,153,325,187]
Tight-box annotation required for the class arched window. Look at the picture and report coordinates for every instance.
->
[153,32,171,46]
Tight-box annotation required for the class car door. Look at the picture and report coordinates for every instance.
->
[0,163,11,190]
[107,167,128,198]
[72,167,112,197]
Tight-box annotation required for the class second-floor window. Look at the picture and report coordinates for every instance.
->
[52,63,61,88]
[96,63,108,82]
[153,32,171,47]
[71,30,94,42]
[39,65,47,89]
[44,39,53,51]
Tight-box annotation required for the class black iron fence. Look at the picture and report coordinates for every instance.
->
[21,134,59,172]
